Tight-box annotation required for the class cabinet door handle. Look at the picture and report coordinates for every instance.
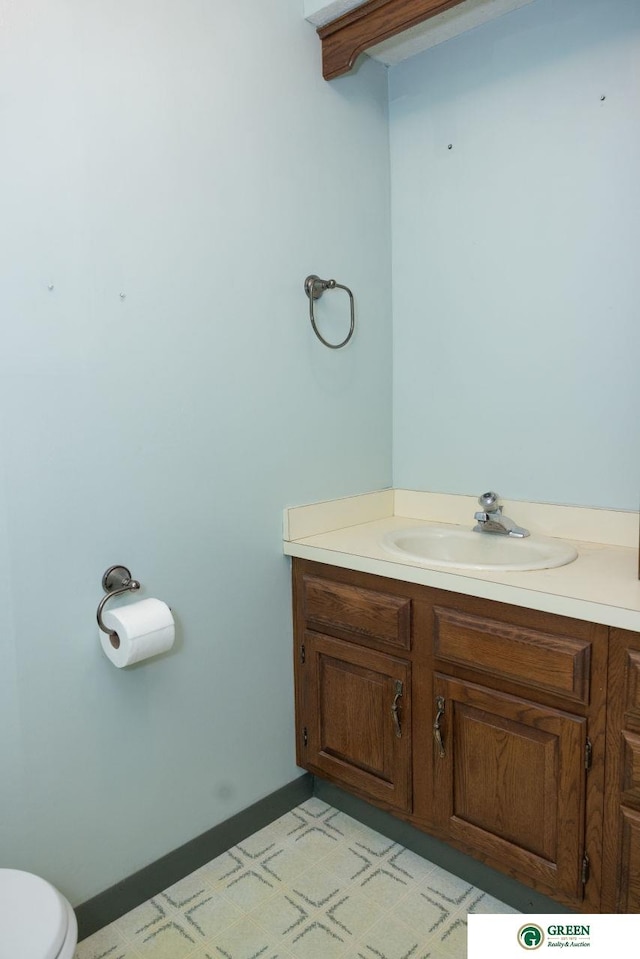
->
[391,680,403,739]
[433,695,446,758]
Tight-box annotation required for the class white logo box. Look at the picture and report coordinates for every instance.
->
[468,913,640,957]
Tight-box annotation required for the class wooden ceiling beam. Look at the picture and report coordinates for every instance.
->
[317,0,469,80]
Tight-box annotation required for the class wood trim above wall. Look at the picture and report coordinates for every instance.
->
[317,0,468,79]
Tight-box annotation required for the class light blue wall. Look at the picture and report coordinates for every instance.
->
[5,0,639,910]
[390,0,640,509]
[0,0,392,903]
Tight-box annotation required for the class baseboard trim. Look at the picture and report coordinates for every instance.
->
[314,780,570,915]
[77,770,569,941]
[76,773,313,941]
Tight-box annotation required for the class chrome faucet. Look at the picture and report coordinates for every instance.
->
[473,491,530,538]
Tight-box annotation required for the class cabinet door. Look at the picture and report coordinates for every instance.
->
[300,631,411,812]
[616,806,640,911]
[432,673,587,904]
[603,629,640,912]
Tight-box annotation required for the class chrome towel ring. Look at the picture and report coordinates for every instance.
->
[304,274,355,349]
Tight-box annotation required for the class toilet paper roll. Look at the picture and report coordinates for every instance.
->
[99,597,175,668]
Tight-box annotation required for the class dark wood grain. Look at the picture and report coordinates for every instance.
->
[292,558,610,911]
[621,731,640,809]
[602,628,640,911]
[317,0,469,79]
[301,631,412,811]
[303,573,411,650]
[618,807,640,911]
[433,605,592,703]
[432,673,586,903]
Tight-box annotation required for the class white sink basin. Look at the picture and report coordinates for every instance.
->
[380,526,578,572]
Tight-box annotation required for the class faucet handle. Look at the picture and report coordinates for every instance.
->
[478,491,500,511]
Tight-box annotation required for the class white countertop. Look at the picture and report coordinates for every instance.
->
[283,490,640,632]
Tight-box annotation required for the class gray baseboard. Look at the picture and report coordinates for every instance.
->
[76,773,313,941]
[77,770,569,942]
[314,780,570,915]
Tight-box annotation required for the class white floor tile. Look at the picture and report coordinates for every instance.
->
[74,923,138,959]
[76,801,519,959]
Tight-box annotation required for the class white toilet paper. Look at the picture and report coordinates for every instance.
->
[99,597,175,668]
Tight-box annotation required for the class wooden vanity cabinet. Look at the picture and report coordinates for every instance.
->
[428,595,606,909]
[293,567,414,813]
[292,558,608,911]
[431,674,587,900]
[298,631,412,811]
[602,628,640,911]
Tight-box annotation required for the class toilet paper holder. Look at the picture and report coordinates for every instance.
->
[97,565,141,635]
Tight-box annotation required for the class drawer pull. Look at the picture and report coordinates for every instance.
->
[434,695,446,758]
[391,680,403,738]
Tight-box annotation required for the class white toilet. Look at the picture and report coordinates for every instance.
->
[0,869,78,959]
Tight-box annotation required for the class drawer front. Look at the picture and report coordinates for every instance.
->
[622,731,640,810]
[625,650,640,729]
[302,574,411,650]
[433,606,591,703]
[617,806,640,912]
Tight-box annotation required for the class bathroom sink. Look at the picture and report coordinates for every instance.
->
[380,526,578,572]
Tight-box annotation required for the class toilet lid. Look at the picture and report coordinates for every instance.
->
[0,869,68,959]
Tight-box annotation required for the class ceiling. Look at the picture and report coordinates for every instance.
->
[305,0,536,66]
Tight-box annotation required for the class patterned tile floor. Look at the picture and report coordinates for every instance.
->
[74,798,518,959]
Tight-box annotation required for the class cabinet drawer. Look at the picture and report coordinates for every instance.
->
[302,574,411,650]
[617,806,640,912]
[433,606,591,704]
[622,731,640,809]
[624,650,640,728]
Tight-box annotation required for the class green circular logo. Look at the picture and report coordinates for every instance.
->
[517,924,545,950]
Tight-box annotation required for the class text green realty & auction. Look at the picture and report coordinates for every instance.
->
[518,923,592,949]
